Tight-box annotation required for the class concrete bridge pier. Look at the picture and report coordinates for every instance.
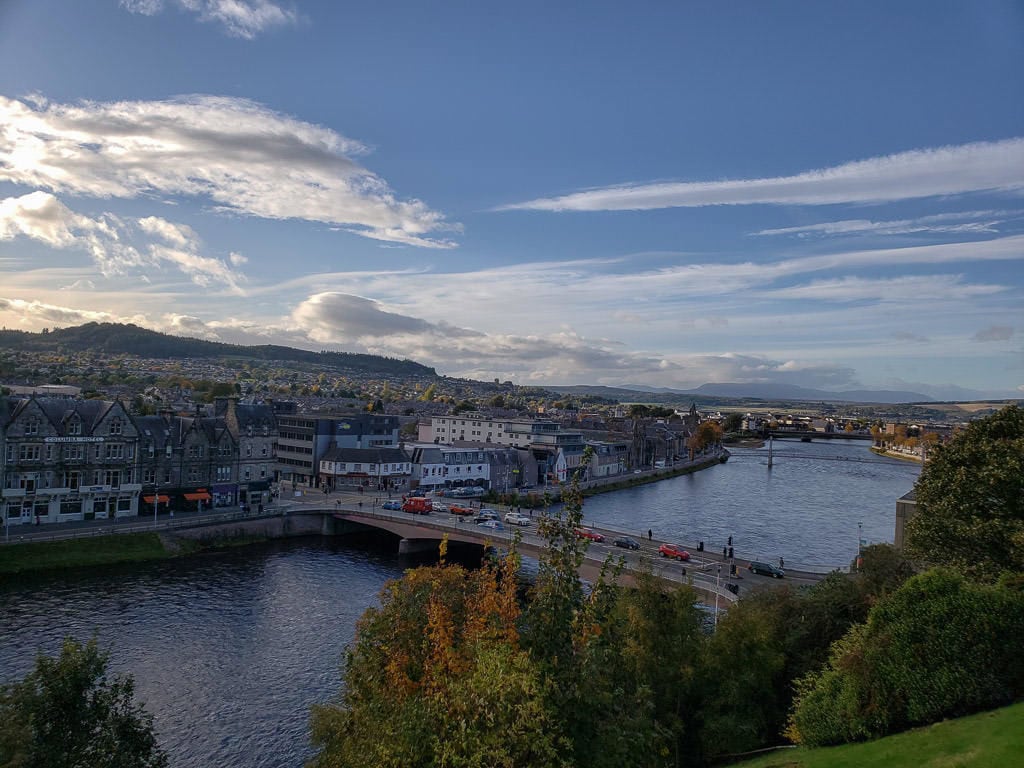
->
[398,537,440,556]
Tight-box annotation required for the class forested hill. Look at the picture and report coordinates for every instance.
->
[0,323,437,377]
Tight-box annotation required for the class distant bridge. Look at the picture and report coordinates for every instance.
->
[765,430,872,441]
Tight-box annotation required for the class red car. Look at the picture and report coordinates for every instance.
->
[658,543,690,561]
[574,527,605,543]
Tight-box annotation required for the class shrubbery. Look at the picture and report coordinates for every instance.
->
[789,569,1024,746]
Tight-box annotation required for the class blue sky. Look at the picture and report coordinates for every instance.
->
[0,0,1022,398]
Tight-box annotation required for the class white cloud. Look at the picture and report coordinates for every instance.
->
[120,0,299,39]
[752,210,1016,238]
[0,94,457,248]
[228,251,248,266]
[499,137,1024,212]
[0,297,142,326]
[761,275,1006,303]
[0,193,245,289]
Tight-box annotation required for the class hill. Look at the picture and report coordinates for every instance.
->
[732,702,1023,768]
[0,323,436,378]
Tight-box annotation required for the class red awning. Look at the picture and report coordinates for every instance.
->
[143,494,170,504]
[184,492,212,502]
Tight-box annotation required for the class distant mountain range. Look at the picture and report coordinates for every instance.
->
[0,323,436,378]
[548,382,937,404]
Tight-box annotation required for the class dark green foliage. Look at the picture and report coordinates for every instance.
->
[906,405,1024,580]
[0,637,167,768]
[790,569,1024,746]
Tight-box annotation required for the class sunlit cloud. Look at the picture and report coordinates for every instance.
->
[0,94,458,248]
[499,137,1024,212]
[119,0,299,39]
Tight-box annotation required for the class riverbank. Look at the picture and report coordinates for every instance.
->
[0,533,177,577]
[870,446,923,463]
[0,528,279,578]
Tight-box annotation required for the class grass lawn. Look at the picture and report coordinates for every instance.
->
[732,702,1024,768]
[0,533,172,575]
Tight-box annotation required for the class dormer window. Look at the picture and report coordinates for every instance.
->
[25,417,40,436]
[68,418,81,436]
[110,418,122,436]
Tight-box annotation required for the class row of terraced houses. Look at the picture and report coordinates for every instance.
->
[2,396,708,528]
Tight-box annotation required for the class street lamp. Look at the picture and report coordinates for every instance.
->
[714,565,722,628]
[153,479,159,525]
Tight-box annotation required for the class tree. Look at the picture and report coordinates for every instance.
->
[0,637,168,768]
[905,405,1024,580]
[723,412,743,433]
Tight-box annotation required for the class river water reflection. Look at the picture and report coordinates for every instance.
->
[0,438,917,767]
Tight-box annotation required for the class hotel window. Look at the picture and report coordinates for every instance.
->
[25,417,39,436]
[68,419,81,436]
[109,418,122,436]
[19,445,41,461]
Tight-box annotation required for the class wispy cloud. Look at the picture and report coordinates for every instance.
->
[120,0,299,39]
[0,94,457,248]
[498,138,1024,212]
[761,275,1006,302]
[752,210,1017,238]
[0,192,245,290]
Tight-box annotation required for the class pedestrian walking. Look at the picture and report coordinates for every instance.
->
[647,528,653,541]
[779,556,785,569]
[722,545,727,559]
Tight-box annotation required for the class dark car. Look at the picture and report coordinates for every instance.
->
[748,561,785,578]
[613,536,640,550]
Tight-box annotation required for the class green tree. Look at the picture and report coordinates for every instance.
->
[789,569,1024,746]
[905,405,1024,580]
[0,637,168,768]
[723,412,744,433]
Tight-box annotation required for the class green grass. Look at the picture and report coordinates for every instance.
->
[0,533,173,575]
[730,702,1024,768]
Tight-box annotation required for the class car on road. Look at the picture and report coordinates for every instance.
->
[574,527,605,542]
[748,561,785,578]
[381,500,401,511]
[473,511,500,524]
[431,502,450,513]
[478,519,504,531]
[613,536,640,550]
[658,543,690,561]
[450,505,475,516]
[505,512,532,526]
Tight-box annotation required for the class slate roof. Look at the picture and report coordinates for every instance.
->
[321,447,410,464]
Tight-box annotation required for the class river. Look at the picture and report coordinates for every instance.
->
[0,438,917,767]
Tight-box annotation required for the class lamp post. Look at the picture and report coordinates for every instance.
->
[153,480,159,525]
[714,565,722,628]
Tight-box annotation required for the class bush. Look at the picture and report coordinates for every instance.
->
[789,569,1024,746]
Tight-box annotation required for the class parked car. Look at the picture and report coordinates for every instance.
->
[505,512,532,526]
[478,519,505,531]
[658,543,690,561]
[748,561,785,578]
[574,528,605,542]
[381,500,401,511]
[613,536,640,550]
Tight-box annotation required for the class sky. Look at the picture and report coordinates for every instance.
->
[0,0,1022,399]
